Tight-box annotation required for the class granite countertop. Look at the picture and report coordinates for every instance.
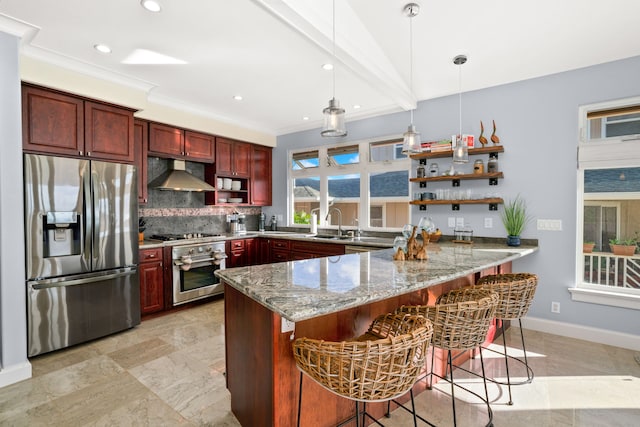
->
[216,243,538,322]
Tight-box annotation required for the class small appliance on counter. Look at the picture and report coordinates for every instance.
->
[228,211,247,235]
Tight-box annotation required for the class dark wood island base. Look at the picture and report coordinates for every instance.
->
[223,260,512,427]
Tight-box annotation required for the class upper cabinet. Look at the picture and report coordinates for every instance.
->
[148,123,215,162]
[215,137,250,178]
[22,84,135,163]
[134,119,148,204]
[251,144,272,206]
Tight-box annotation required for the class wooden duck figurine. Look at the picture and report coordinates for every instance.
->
[491,119,500,144]
[478,121,488,146]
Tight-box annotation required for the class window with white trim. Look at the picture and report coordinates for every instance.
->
[573,97,640,308]
[289,138,410,231]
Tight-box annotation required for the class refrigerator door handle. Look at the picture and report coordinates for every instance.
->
[30,267,136,290]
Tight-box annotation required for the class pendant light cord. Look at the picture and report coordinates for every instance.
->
[458,61,462,140]
[409,10,414,125]
[331,0,336,100]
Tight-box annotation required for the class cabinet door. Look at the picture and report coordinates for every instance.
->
[215,138,234,175]
[233,141,251,177]
[139,248,164,315]
[134,120,148,204]
[84,101,135,163]
[250,145,272,206]
[148,123,184,158]
[184,130,215,162]
[22,85,84,156]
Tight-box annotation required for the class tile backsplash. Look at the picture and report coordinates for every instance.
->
[140,157,260,235]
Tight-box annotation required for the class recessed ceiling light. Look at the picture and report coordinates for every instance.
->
[322,63,333,71]
[141,0,162,12]
[94,44,112,54]
[302,116,309,121]
[353,105,361,109]
[233,95,243,101]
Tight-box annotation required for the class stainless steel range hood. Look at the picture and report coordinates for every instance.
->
[151,159,215,192]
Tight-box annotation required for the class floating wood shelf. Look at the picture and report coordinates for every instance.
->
[410,198,503,206]
[410,145,504,160]
[410,172,503,183]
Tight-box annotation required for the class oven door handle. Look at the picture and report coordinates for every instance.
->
[174,255,227,267]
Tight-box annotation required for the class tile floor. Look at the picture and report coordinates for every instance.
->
[1,298,639,426]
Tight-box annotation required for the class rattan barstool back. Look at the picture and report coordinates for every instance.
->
[475,273,538,320]
[293,313,432,402]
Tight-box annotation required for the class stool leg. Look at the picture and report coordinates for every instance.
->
[501,321,513,405]
[356,401,361,427]
[518,318,534,383]
[427,346,436,390]
[479,348,494,427]
[448,350,457,427]
[410,388,418,427]
[297,372,303,427]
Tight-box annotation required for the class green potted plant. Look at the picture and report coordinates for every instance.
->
[609,232,638,256]
[583,241,596,253]
[500,195,531,247]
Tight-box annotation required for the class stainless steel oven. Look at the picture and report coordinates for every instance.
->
[171,241,226,305]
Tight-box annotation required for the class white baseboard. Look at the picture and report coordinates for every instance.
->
[0,361,32,388]
[521,316,640,351]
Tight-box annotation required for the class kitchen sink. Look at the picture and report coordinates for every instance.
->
[313,234,351,240]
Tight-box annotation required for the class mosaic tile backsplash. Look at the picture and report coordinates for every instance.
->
[139,157,261,235]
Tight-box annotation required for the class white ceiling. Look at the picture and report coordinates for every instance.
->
[1,0,640,136]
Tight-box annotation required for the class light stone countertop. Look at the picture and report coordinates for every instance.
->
[216,244,538,322]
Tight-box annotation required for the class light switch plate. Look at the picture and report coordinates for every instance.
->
[455,217,465,227]
[448,217,456,228]
[484,218,493,228]
[281,318,295,333]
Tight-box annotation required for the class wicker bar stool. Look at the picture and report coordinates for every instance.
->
[473,272,538,405]
[396,288,499,427]
[292,313,433,427]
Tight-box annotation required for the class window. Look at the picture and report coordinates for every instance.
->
[289,137,410,232]
[572,97,640,309]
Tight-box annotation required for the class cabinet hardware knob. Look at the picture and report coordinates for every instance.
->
[87,152,91,156]
[79,151,83,156]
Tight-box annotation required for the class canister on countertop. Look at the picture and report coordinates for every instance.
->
[473,159,484,174]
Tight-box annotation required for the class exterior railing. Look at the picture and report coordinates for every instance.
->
[584,252,640,289]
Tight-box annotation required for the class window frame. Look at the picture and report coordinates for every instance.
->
[572,96,640,310]
[289,136,411,232]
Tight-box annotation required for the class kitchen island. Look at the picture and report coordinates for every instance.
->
[217,244,537,427]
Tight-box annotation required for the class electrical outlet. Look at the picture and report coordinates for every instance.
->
[537,219,563,231]
[277,214,283,222]
[551,302,560,313]
[448,217,456,228]
[455,217,465,227]
[484,218,493,228]
[281,318,295,333]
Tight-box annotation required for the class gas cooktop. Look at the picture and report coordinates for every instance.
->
[149,233,222,241]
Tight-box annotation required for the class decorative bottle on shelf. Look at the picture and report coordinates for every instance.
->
[416,163,425,178]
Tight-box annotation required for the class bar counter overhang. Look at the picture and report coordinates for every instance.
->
[216,244,538,427]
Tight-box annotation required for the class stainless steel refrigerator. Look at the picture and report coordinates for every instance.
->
[24,153,140,357]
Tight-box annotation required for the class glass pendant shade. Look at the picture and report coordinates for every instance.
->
[402,124,422,154]
[452,135,469,163]
[321,98,347,137]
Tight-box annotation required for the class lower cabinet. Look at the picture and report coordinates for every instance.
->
[266,238,345,262]
[139,248,164,315]
[227,238,256,268]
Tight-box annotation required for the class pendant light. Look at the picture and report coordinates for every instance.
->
[452,54,469,163]
[321,0,347,137]
[401,3,421,154]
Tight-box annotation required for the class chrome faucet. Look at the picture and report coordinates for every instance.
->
[325,207,343,236]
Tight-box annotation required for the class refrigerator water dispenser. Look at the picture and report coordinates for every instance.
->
[43,211,81,257]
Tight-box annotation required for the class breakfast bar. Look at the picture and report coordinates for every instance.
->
[217,244,537,427]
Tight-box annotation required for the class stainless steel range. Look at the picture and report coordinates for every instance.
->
[170,238,226,305]
[148,233,227,305]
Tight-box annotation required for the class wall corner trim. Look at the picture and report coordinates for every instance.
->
[0,361,32,389]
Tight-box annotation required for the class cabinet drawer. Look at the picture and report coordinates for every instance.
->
[290,241,345,256]
[270,239,291,250]
[140,248,162,262]
[271,249,291,262]
[230,239,245,250]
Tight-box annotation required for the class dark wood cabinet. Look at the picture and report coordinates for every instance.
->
[134,120,148,204]
[22,84,135,163]
[148,123,215,162]
[84,101,135,162]
[215,137,251,177]
[269,238,292,263]
[290,240,345,259]
[139,248,164,315]
[250,144,272,206]
[227,238,251,268]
